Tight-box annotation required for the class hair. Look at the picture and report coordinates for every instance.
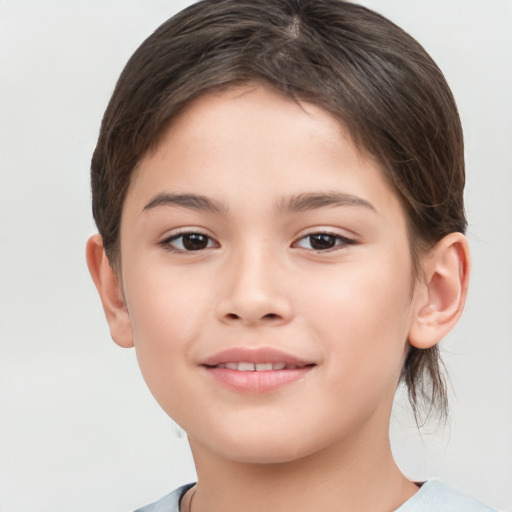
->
[91,0,466,424]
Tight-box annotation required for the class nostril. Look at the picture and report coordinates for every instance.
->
[263,313,279,320]
[226,313,240,320]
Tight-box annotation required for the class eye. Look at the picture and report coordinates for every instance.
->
[161,232,218,252]
[294,232,354,251]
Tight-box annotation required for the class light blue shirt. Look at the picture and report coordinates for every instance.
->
[395,479,496,511]
[134,480,497,512]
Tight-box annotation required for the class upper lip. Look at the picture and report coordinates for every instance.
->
[202,347,314,367]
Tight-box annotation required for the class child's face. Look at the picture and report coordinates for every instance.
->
[118,85,421,464]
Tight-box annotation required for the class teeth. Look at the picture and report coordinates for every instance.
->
[255,363,273,371]
[220,362,298,371]
[237,362,255,371]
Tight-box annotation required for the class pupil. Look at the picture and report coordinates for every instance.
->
[310,234,335,250]
[183,234,208,250]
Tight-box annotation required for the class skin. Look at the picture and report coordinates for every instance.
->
[87,84,470,512]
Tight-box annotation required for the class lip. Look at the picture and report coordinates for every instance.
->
[201,347,316,394]
[202,347,312,367]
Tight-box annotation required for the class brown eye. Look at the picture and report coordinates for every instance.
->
[182,233,210,250]
[294,233,354,251]
[308,234,337,250]
[163,232,217,252]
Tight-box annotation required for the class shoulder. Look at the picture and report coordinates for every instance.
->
[131,480,497,512]
[133,484,194,512]
[395,479,497,512]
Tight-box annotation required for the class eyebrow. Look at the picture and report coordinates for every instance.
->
[277,192,376,214]
[142,191,376,215]
[143,193,227,213]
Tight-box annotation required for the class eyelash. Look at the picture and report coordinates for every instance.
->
[293,232,355,252]
[160,230,355,253]
[160,230,218,252]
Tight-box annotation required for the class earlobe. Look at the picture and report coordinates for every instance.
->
[408,232,470,349]
[86,234,134,348]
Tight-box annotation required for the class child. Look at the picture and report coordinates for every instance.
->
[86,1,496,510]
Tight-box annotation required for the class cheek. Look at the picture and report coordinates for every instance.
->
[123,271,211,415]
[303,253,414,381]
[123,266,212,377]
[125,257,210,334]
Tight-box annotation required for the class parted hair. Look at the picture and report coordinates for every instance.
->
[91,0,466,423]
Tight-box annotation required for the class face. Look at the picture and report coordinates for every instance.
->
[118,85,420,464]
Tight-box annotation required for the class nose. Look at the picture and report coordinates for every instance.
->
[215,245,294,327]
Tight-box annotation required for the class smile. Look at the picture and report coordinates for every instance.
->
[209,362,307,371]
[201,347,316,393]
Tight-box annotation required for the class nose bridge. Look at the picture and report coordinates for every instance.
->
[217,238,292,325]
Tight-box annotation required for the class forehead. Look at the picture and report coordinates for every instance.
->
[126,84,401,220]
[138,84,377,180]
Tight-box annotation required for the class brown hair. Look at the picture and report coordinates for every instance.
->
[91,0,466,423]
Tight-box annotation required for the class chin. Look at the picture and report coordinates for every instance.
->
[188,423,327,466]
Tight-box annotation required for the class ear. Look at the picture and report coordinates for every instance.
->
[86,234,134,348]
[408,232,470,349]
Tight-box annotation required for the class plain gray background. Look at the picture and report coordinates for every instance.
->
[1,1,511,510]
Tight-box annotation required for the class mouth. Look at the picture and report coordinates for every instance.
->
[206,361,311,371]
[201,347,316,393]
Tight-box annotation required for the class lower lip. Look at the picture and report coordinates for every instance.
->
[203,366,314,393]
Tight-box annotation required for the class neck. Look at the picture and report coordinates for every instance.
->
[187,424,418,512]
